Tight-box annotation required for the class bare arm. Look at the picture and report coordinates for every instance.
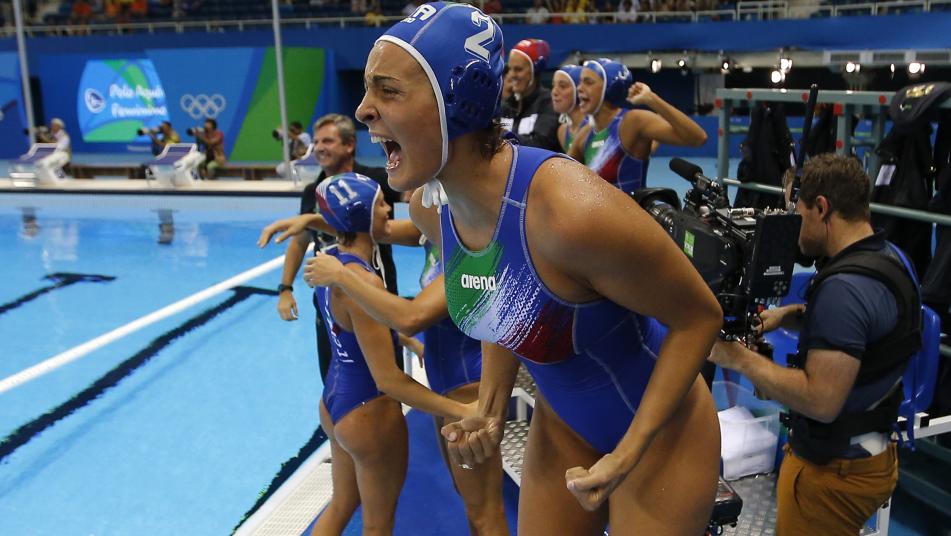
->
[441,341,519,465]
[380,218,424,247]
[305,252,448,335]
[568,124,591,162]
[622,83,707,149]
[537,159,722,480]
[258,214,334,247]
[710,343,859,423]
[346,268,470,419]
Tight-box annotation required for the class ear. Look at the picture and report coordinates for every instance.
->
[816,195,831,221]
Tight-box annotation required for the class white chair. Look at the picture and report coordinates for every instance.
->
[10,144,70,187]
[147,143,204,188]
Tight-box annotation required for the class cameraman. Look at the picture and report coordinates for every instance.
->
[146,121,180,156]
[274,120,311,160]
[709,154,922,536]
[191,118,225,180]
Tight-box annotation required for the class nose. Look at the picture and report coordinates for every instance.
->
[356,92,377,126]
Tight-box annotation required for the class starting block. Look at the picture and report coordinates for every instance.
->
[10,144,70,187]
[147,143,204,188]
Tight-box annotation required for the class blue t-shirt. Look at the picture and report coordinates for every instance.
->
[799,232,907,414]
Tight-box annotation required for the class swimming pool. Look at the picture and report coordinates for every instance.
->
[0,193,426,535]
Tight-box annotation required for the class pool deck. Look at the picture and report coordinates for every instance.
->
[0,178,305,197]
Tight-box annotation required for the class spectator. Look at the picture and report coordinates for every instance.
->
[275,120,311,160]
[365,0,385,26]
[193,118,225,180]
[70,0,94,26]
[564,0,589,23]
[526,0,550,22]
[147,121,180,156]
[350,0,367,15]
[483,0,503,15]
[130,0,147,19]
[616,0,637,21]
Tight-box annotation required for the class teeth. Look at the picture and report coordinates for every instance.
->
[370,135,393,144]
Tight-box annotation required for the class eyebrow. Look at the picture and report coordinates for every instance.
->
[366,74,400,86]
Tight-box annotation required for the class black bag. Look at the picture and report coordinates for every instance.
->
[735,103,793,210]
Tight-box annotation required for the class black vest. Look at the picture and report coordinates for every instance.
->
[785,245,922,465]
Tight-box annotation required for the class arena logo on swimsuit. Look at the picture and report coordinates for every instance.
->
[459,273,497,291]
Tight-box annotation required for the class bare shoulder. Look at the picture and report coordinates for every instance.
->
[526,157,662,273]
[409,188,442,247]
[347,262,386,289]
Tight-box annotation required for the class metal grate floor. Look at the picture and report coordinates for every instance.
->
[500,420,531,486]
[722,474,777,536]
[249,460,334,536]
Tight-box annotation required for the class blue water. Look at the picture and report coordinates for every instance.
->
[0,201,367,535]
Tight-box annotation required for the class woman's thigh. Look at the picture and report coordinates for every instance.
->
[334,396,409,527]
[518,395,607,536]
[608,378,720,536]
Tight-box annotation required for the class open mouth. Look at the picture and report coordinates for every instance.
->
[372,134,402,171]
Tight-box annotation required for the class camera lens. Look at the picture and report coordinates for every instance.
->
[137,128,147,136]
[272,129,281,140]
[186,127,195,136]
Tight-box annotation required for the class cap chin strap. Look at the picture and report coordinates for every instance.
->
[421,178,449,214]
[371,244,386,286]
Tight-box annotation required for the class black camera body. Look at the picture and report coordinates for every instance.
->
[137,127,158,136]
[186,126,200,136]
[633,159,802,339]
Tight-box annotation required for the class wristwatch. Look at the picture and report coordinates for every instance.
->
[277,284,294,294]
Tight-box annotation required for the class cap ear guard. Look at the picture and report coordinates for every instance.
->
[446,59,504,139]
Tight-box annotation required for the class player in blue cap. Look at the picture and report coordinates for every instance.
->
[307,172,483,535]
[571,57,708,193]
[359,4,722,535]
[550,64,588,152]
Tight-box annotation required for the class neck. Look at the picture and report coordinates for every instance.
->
[325,158,355,177]
[439,138,511,238]
[337,233,375,262]
[568,107,586,128]
[592,104,620,131]
[826,218,874,258]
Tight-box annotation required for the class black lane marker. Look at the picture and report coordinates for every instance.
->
[0,273,117,316]
[0,285,277,463]
[232,425,330,533]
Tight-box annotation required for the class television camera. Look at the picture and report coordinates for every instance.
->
[632,159,802,342]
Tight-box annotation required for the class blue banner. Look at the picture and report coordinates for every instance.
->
[0,53,27,158]
[76,59,170,143]
[145,48,262,156]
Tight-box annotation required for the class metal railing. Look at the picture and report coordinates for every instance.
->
[2,0,948,37]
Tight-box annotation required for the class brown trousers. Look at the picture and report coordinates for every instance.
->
[776,443,898,536]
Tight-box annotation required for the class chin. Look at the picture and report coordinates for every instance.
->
[385,168,428,193]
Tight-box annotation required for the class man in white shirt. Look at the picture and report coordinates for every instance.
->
[525,0,550,23]
[50,118,71,155]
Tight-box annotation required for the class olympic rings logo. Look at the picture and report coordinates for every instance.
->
[180,93,226,119]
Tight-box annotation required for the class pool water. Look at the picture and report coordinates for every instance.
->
[0,198,422,535]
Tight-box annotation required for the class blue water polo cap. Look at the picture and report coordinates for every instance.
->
[583,58,633,112]
[315,172,381,234]
[556,64,583,112]
[378,2,505,171]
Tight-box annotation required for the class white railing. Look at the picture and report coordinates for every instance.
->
[0,1,943,37]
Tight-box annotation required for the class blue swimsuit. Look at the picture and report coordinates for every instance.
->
[583,109,650,193]
[317,249,398,424]
[440,144,666,454]
[419,241,483,395]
